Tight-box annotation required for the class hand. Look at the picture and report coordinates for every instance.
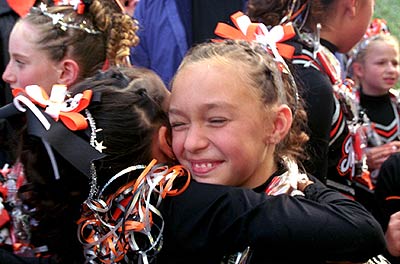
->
[365,141,400,170]
[386,211,400,257]
[297,175,314,192]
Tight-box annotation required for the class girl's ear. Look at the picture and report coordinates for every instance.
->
[57,59,80,87]
[157,125,175,162]
[351,61,364,78]
[266,105,293,144]
[346,0,358,17]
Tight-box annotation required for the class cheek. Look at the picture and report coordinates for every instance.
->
[171,133,184,155]
[395,65,400,74]
[16,73,33,88]
[19,68,47,87]
[219,133,260,165]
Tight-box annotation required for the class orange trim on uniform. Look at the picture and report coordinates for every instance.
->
[386,196,400,200]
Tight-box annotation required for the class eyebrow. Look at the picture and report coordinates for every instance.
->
[11,52,31,60]
[169,102,235,116]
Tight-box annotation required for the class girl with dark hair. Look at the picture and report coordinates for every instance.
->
[246,0,375,201]
[0,66,174,263]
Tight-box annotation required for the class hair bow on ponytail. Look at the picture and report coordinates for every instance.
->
[365,18,390,38]
[214,11,296,60]
[53,0,92,14]
[12,84,92,131]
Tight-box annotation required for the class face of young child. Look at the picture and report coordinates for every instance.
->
[2,21,62,94]
[169,61,277,188]
[359,41,400,96]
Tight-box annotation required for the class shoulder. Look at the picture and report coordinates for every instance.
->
[293,65,333,98]
[378,153,400,183]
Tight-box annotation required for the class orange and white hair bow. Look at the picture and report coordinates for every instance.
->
[13,84,92,131]
[53,0,87,14]
[364,18,390,38]
[214,11,296,64]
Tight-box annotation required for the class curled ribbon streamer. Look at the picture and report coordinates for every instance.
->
[78,159,190,264]
[13,95,51,130]
[214,11,296,60]
[13,85,92,131]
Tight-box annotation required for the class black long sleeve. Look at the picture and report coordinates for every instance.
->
[295,66,334,183]
[375,153,400,229]
[158,177,385,263]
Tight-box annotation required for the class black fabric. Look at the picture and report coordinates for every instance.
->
[0,0,19,168]
[0,0,17,107]
[0,103,23,167]
[0,103,20,119]
[191,0,247,44]
[294,65,333,183]
[288,37,354,198]
[375,153,400,229]
[157,175,385,263]
[361,92,395,127]
[0,248,55,264]
[375,153,400,264]
[176,0,192,47]
[24,108,105,177]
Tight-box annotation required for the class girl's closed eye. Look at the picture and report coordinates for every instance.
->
[14,57,27,67]
[208,117,228,126]
[374,60,386,66]
[170,119,188,130]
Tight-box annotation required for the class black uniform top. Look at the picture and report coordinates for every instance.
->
[360,91,400,144]
[157,170,385,264]
[290,38,354,197]
[375,153,400,228]
[293,61,334,181]
[374,153,400,264]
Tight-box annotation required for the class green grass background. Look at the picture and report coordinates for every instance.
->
[374,0,400,89]
[375,0,400,40]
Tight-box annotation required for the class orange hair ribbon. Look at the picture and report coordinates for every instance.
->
[214,11,296,60]
[12,84,92,131]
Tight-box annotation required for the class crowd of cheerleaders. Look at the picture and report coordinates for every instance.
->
[0,3,396,264]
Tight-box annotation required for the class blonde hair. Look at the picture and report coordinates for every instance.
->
[354,34,400,64]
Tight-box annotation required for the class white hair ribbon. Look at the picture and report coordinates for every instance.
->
[12,84,92,131]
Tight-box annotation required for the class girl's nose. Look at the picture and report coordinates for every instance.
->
[2,63,15,85]
[183,126,209,153]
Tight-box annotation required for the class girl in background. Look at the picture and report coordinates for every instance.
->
[351,32,400,181]
[2,0,139,94]
[246,0,375,201]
